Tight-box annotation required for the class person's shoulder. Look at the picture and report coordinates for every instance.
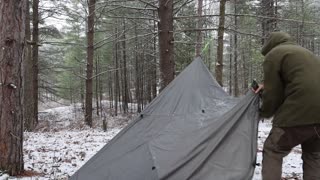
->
[274,43,299,51]
[271,43,311,56]
[279,43,310,52]
[265,45,290,59]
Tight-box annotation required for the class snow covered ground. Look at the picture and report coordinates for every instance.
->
[1,105,303,180]
[22,128,121,180]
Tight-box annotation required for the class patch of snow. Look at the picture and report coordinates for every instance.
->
[7,128,121,180]
[38,100,137,131]
[0,174,9,180]
[26,128,120,179]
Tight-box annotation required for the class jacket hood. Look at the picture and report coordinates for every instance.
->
[261,32,294,56]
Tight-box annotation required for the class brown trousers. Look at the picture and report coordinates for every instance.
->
[262,125,320,180]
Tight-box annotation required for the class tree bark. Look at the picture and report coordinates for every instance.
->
[242,50,248,94]
[229,34,233,95]
[215,0,227,87]
[85,0,96,127]
[32,0,39,129]
[108,70,113,110]
[114,27,119,116]
[0,0,26,175]
[299,0,305,46]
[99,64,103,116]
[158,0,174,91]
[95,55,99,116]
[122,20,129,113]
[24,0,36,131]
[141,54,145,109]
[152,11,157,99]
[134,26,141,113]
[80,66,85,111]
[195,0,203,56]
[233,2,239,97]
[261,0,277,44]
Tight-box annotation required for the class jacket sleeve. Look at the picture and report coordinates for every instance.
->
[260,57,285,118]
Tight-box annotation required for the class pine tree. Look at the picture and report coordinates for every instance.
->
[0,0,26,175]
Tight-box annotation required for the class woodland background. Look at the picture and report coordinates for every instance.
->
[24,0,320,130]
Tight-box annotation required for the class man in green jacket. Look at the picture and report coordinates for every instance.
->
[255,32,320,180]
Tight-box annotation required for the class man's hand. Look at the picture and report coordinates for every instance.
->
[254,84,264,94]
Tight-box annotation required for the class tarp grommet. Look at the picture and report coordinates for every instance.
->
[202,109,205,113]
[152,166,156,170]
[140,114,144,118]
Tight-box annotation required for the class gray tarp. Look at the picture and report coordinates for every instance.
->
[70,57,260,180]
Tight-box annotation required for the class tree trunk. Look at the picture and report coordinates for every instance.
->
[69,80,73,104]
[80,66,85,111]
[152,11,157,99]
[158,0,174,91]
[99,64,103,116]
[215,0,227,87]
[311,30,315,53]
[233,2,239,97]
[24,0,36,131]
[108,70,113,110]
[261,0,277,44]
[136,53,142,113]
[134,26,141,113]
[242,50,248,93]
[229,34,232,95]
[141,55,145,110]
[195,0,203,56]
[207,35,212,71]
[114,27,119,116]
[122,20,129,113]
[299,0,305,46]
[147,52,153,103]
[32,0,39,129]
[0,0,26,175]
[95,55,99,116]
[85,0,96,127]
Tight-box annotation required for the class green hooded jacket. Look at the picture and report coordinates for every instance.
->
[261,32,320,127]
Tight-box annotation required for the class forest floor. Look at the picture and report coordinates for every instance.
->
[0,103,302,180]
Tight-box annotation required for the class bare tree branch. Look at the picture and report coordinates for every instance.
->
[174,13,319,25]
[104,16,159,21]
[137,0,158,8]
[175,28,262,38]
